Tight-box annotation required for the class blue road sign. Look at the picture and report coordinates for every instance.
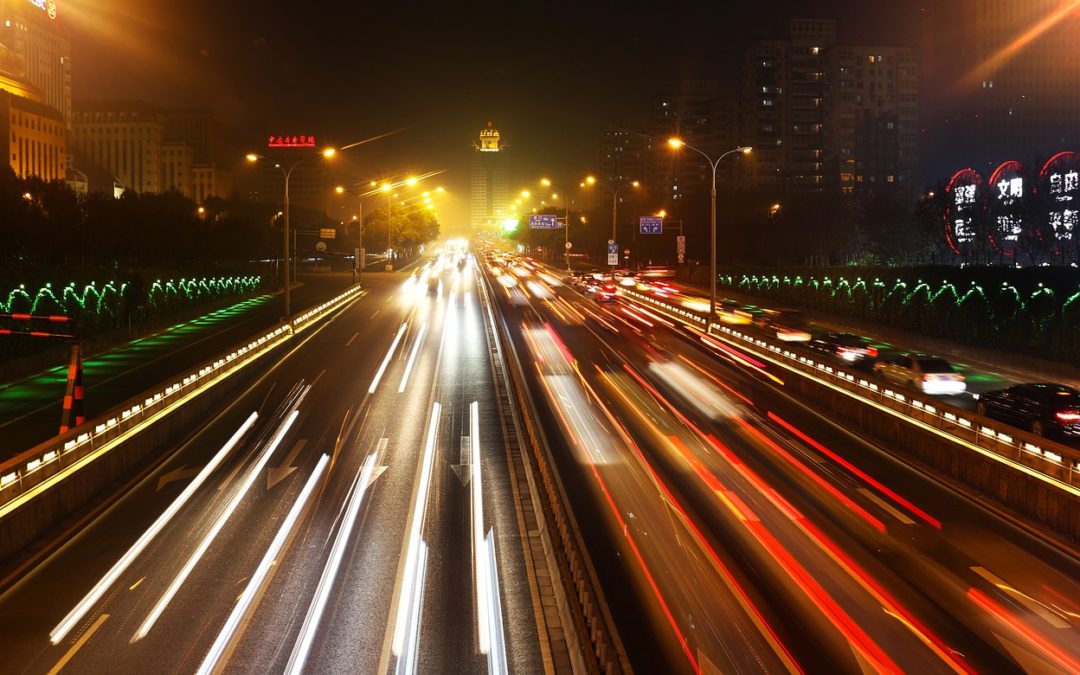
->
[639,216,663,234]
[529,214,560,230]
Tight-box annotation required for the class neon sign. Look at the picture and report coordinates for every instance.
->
[944,168,982,255]
[267,135,315,148]
[1039,152,1079,247]
[27,0,58,20]
[987,160,1024,256]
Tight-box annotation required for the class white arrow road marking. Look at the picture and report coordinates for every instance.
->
[156,466,199,491]
[451,435,471,486]
[267,439,307,489]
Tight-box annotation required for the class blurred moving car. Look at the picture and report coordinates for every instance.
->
[975,383,1080,438]
[596,282,617,303]
[757,310,812,342]
[873,354,966,395]
[808,332,879,362]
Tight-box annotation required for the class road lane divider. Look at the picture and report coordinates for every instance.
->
[49,412,259,645]
[469,400,507,673]
[132,399,304,642]
[198,453,330,675]
[0,284,367,521]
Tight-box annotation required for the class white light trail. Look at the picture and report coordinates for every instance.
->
[50,412,258,645]
[392,402,441,657]
[197,453,330,674]
[469,401,489,654]
[132,408,300,642]
[285,451,378,675]
[370,323,408,393]
[398,322,428,393]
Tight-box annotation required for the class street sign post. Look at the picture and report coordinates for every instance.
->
[564,241,573,250]
[676,235,686,264]
[529,214,560,230]
[607,240,619,266]
[639,216,663,234]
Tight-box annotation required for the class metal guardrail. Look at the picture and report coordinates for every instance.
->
[621,287,1080,494]
[0,284,366,516]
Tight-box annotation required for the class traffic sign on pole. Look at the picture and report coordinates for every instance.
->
[676,235,686,264]
[529,214,559,230]
[607,240,619,266]
[639,216,663,234]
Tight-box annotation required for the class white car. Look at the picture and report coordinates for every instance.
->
[874,354,967,396]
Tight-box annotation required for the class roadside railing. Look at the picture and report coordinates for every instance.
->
[0,284,366,516]
[620,287,1080,494]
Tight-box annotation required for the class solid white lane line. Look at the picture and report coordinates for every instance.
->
[131,409,299,642]
[198,454,330,674]
[285,452,378,675]
[369,323,408,393]
[398,322,428,393]
[391,402,441,657]
[49,412,258,645]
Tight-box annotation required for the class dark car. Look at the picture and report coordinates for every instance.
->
[807,332,879,363]
[975,383,1080,438]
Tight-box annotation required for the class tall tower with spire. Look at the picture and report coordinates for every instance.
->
[470,121,510,231]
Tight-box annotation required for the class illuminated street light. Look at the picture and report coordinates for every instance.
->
[244,148,337,319]
[656,209,667,218]
[521,190,531,198]
[539,177,573,271]
[669,138,752,321]
[582,175,641,266]
[335,185,345,194]
[405,176,418,186]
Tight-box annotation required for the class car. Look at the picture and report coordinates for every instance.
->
[873,354,966,395]
[808,332,879,362]
[757,309,812,342]
[975,383,1080,438]
[596,282,617,302]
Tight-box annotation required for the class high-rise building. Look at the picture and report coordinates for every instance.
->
[645,80,737,202]
[470,122,509,231]
[921,1,1080,178]
[0,89,64,180]
[161,140,193,195]
[0,0,71,128]
[71,102,165,194]
[740,19,918,193]
[165,110,233,201]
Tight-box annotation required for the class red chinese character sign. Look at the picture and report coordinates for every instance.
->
[944,168,983,256]
[267,135,316,149]
[987,160,1024,257]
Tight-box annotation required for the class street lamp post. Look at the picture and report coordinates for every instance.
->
[667,140,751,325]
[541,178,572,271]
[583,176,639,270]
[246,147,336,320]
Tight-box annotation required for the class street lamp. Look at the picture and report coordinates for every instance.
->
[582,175,640,269]
[541,177,573,271]
[245,146,336,320]
[668,138,751,323]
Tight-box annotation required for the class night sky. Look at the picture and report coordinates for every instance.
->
[65,0,922,222]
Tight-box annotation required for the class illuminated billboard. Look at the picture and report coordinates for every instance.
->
[987,160,1024,257]
[944,168,982,256]
[1039,151,1079,254]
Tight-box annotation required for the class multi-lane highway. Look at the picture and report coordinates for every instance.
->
[2,243,1079,674]
[483,253,1080,674]
[0,263,546,674]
